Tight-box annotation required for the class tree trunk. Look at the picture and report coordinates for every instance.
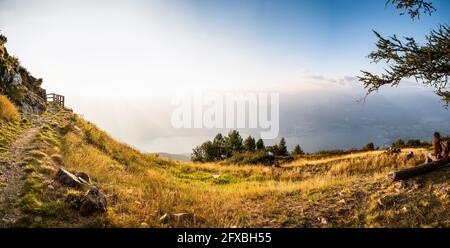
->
[388,157,450,181]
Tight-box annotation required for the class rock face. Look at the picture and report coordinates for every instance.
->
[55,168,90,189]
[70,187,107,216]
[11,73,22,86]
[0,33,47,114]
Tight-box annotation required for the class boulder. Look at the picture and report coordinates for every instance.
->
[70,187,107,216]
[55,168,88,189]
[174,213,195,222]
[75,172,91,184]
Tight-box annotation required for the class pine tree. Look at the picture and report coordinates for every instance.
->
[277,137,288,156]
[256,138,265,151]
[243,136,256,152]
[191,145,204,162]
[291,144,304,155]
[225,130,243,156]
[212,133,226,159]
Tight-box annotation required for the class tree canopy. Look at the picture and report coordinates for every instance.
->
[256,138,265,151]
[191,133,295,163]
[387,0,435,19]
[359,0,449,104]
[243,136,256,152]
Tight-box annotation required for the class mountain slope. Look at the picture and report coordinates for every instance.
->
[2,106,449,227]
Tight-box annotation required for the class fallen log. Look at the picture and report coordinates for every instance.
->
[388,156,450,181]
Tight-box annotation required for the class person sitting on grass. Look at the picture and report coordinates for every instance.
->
[425,132,449,163]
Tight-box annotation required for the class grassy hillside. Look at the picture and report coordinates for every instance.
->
[2,107,450,227]
[0,106,450,227]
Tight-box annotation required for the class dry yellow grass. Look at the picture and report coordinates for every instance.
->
[14,108,446,227]
[51,111,434,227]
[0,94,19,122]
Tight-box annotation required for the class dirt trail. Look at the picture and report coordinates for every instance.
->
[0,116,47,227]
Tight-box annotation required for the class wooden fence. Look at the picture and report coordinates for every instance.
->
[46,93,65,107]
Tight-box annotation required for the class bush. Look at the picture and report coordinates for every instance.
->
[405,139,431,148]
[227,151,275,166]
[362,142,375,151]
[0,94,19,122]
[391,139,405,148]
[316,149,348,155]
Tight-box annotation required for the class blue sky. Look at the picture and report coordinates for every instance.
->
[1,0,449,90]
[169,0,450,77]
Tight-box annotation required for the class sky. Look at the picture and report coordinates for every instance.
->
[1,0,450,154]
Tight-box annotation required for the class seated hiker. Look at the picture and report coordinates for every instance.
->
[425,132,449,163]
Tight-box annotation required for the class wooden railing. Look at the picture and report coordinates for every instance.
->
[46,93,65,107]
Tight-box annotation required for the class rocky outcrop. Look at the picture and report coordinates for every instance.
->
[55,168,90,189]
[0,33,47,114]
[69,187,107,216]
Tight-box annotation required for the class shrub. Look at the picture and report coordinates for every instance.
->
[316,149,347,155]
[0,94,19,122]
[405,139,431,148]
[391,139,405,148]
[362,142,375,151]
[227,151,275,166]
